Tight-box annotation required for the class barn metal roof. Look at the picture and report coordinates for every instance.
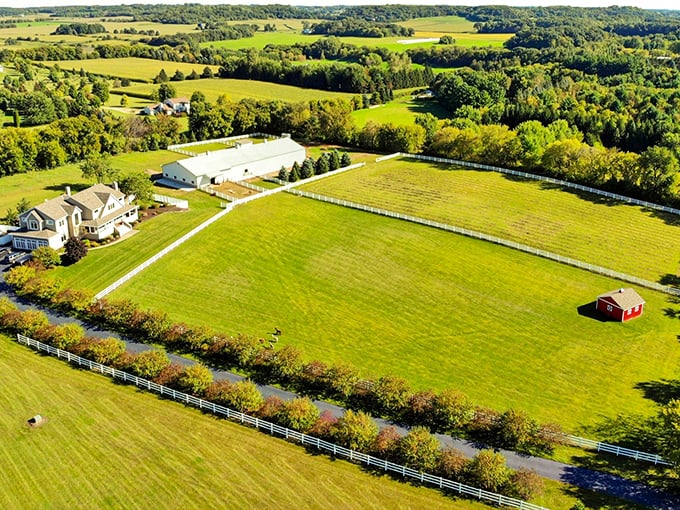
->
[168,138,305,178]
[597,288,645,310]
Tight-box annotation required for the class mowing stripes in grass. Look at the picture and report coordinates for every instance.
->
[0,334,481,510]
[109,193,680,430]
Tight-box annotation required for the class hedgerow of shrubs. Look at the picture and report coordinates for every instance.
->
[3,265,564,457]
[0,294,544,501]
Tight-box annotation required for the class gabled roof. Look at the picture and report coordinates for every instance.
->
[168,138,305,178]
[597,288,645,310]
[166,97,189,104]
[69,183,124,212]
[32,198,70,221]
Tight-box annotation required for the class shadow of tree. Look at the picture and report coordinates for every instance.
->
[659,274,680,289]
[634,379,680,406]
[44,182,90,193]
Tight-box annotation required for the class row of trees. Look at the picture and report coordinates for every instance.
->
[0,296,545,501]
[0,113,180,177]
[278,150,352,182]
[4,265,563,456]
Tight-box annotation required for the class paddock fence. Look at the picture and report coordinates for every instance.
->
[167,133,274,154]
[152,194,189,210]
[288,189,680,297]
[382,153,680,217]
[15,333,548,510]
[564,434,670,465]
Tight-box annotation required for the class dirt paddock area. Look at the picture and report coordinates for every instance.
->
[211,181,260,198]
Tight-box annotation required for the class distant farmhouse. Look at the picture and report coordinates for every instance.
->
[142,97,190,116]
[596,288,645,322]
[11,183,138,251]
[161,137,306,188]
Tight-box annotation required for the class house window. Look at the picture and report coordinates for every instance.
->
[634,305,639,312]
[606,305,613,312]
[28,220,39,230]
[46,219,54,226]
[74,213,80,225]
[108,203,115,211]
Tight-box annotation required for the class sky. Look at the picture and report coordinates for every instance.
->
[2,0,678,10]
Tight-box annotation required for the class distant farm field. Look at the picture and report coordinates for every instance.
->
[301,159,680,285]
[104,192,680,430]
[0,335,485,510]
[399,16,477,33]
[352,92,450,127]
[55,58,221,82]
[111,77,356,103]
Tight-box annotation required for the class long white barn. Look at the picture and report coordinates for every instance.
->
[162,137,306,188]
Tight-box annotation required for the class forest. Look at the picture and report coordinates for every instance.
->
[1,4,679,204]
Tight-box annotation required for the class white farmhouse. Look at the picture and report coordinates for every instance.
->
[161,137,306,188]
[11,183,138,251]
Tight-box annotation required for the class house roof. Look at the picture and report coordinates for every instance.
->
[12,229,61,241]
[69,183,124,212]
[166,97,189,104]
[81,203,138,228]
[597,288,645,310]
[168,137,305,178]
[33,197,70,220]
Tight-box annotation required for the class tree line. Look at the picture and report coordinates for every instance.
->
[3,264,564,459]
[0,293,547,502]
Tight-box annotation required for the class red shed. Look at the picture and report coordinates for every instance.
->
[596,288,645,322]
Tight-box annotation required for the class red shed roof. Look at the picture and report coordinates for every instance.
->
[597,288,645,310]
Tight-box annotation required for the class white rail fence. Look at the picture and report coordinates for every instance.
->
[200,187,239,202]
[152,194,189,210]
[15,333,547,510]
[565,435,670,465]
[289,189,680,297]
[94,204,234,299]
[383,153,680,217]
[167,133,274,154]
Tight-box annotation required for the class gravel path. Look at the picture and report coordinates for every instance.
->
[2,280,677,509]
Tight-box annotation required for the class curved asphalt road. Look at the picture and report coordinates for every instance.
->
[1,279,678,509]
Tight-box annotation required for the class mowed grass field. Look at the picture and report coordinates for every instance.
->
[52,189,221,292]
[111,77,356,103]
[301,159,680,285]
[55,58,221,82]
[1,335,491,510]
[352,92,451,127]
[0,150,180,214]
[105,192,680,430]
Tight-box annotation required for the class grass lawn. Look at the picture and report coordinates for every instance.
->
[0,150,180,215]
[55,58,221,82]
[301,159,680,286]
[352,93,451,127]
[112,77,356,103]
[102,192,680,431]
[0,334,492,510]
[51,189,222,292]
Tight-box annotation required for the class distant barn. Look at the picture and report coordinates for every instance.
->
[596,288,645,322]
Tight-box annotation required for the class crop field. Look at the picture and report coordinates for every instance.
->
[352,92,450,127]
[101,192,680,430]
[0,150,179,214]
[55,58,221,82]
[1,334,490,510]
[111,77,355,103]
[301,159,680,286]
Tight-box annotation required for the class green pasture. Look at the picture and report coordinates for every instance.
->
[55,58,221,82]
[301,159,680,286]
[182,142,231,154]
[52,189,221,292]
[203,30,319,51]
[399,16,477,33]
[0,335,487,510]
[111,77,356,103]
[0,150,180,215]
[100,192,680,431]
[352,92,450,127]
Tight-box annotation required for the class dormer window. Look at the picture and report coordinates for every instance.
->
[108,203,115,211]
[74,212,81,225]
[28,220,39,230]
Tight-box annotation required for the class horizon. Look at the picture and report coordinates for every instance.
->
[3,1,679,12]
